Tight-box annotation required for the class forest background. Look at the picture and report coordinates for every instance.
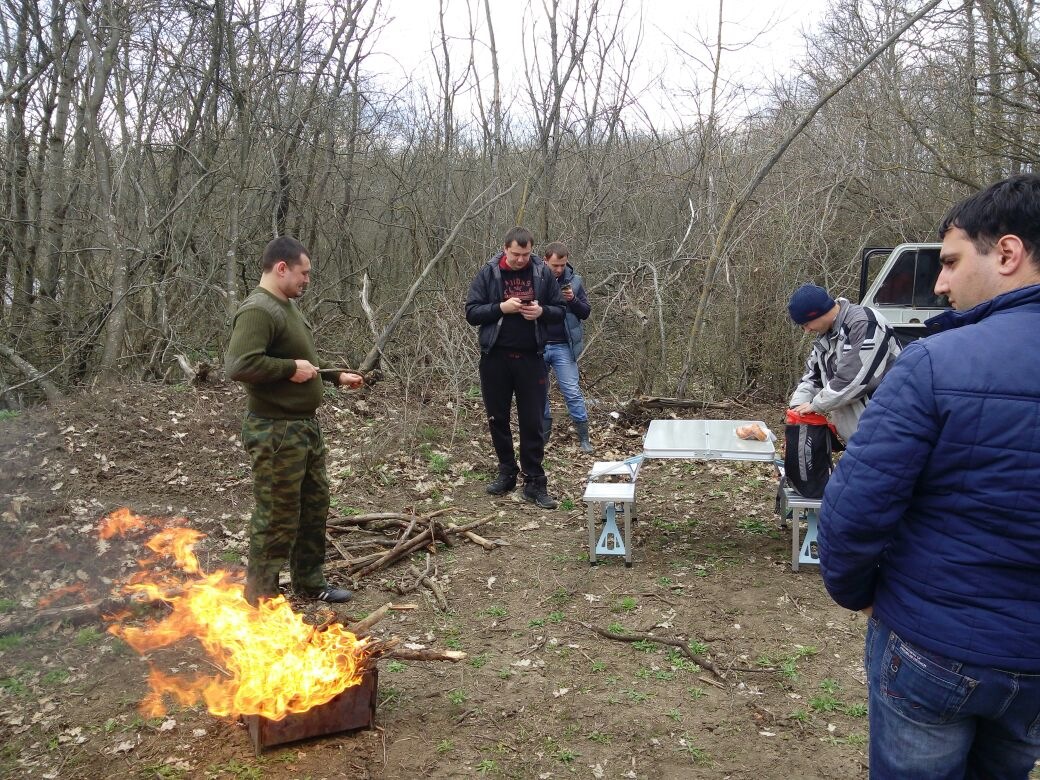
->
[1,0,1036,408]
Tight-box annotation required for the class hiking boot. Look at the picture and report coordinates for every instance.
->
[486,469,518,495]
[522,478,558,509]
[574,419,593,454]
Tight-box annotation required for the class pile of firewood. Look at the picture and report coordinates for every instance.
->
[325,508,501,610]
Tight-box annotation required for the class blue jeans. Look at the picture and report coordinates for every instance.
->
[543,343,587,422]
[865,616,1040,779]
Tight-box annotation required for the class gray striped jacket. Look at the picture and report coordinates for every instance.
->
[789,299,901,442]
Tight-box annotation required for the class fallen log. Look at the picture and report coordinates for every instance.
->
[1,595,128,636]
[623,396,736,413]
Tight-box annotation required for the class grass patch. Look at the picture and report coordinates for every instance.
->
[0,633,25,651]
[737,517,775,536]
[42,669,70,685]
[809,693,841,713]
[74,627,103,647]
[427,452,450,474]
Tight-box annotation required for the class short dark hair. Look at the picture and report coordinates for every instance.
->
[544,241,569,260]
[261,236,308,271]
[938,174,1040,264]
[503,226,534,249]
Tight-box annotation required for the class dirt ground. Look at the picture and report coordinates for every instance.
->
[0,379,875,779]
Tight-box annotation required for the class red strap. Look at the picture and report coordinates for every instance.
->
[786,408,838,436]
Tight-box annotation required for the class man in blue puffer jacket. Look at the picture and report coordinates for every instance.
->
[819,174,1040,779]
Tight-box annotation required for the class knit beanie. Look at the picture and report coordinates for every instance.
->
[787,284,836,325]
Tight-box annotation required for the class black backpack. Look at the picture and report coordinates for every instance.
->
[784,416,841,499]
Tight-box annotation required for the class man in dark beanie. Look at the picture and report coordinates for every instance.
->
[787,282,901,442]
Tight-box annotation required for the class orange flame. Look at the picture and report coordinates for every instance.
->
[98,507,183,539]
[104,517,371,721]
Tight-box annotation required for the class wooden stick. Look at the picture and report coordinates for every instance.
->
[425,578,449,611]
[326,551,384,572]
[448,513,496,533]
[347,602,394,636]
[397,516,418,543]
[326,532,352,563]
[386,648,466,662]
[351,528,433,579]
[461,530,496,551]
[327,513,414,528]
[578,621,725,679]
[328,508,456,526]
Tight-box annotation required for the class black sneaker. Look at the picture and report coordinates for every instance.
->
[312,587,353,603]
[522,482,558,509]
[486,471,518,495]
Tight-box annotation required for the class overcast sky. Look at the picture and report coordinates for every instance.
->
[368,0,831,129]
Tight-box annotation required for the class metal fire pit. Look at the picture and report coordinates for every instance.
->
[243,667,378,755]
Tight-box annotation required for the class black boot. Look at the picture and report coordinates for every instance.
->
[522,476,558,509]
[486,466,518,495]
[543,416,553,445]
[574,420,593,453]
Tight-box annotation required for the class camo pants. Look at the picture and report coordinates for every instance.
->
[241,414,330,603]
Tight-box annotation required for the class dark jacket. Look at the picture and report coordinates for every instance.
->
[819,283,1040,671]
[545,263,591,360]
[465,254,566,353]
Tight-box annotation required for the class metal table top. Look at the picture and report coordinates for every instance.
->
[643,419,776,462]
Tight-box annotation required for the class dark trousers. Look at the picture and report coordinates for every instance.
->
[479,349,547,480]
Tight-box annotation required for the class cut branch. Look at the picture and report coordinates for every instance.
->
[579,621,725,679]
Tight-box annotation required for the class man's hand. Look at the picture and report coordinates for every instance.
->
[562,288,575,302]
[338,372,363,389]
[291,359,319,383]
[861,605,873,618]
[792,402,814,415]
[519,300,542,320]
[501,297,524,314]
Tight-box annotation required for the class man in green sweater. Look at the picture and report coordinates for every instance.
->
[225,236,361,606]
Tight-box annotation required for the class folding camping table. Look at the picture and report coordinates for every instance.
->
[584,419,778,567]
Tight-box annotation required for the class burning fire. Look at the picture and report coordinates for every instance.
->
[101,508,372,720]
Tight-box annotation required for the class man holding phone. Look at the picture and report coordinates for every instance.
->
[465,227,566,508]
[542,241,593,452]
